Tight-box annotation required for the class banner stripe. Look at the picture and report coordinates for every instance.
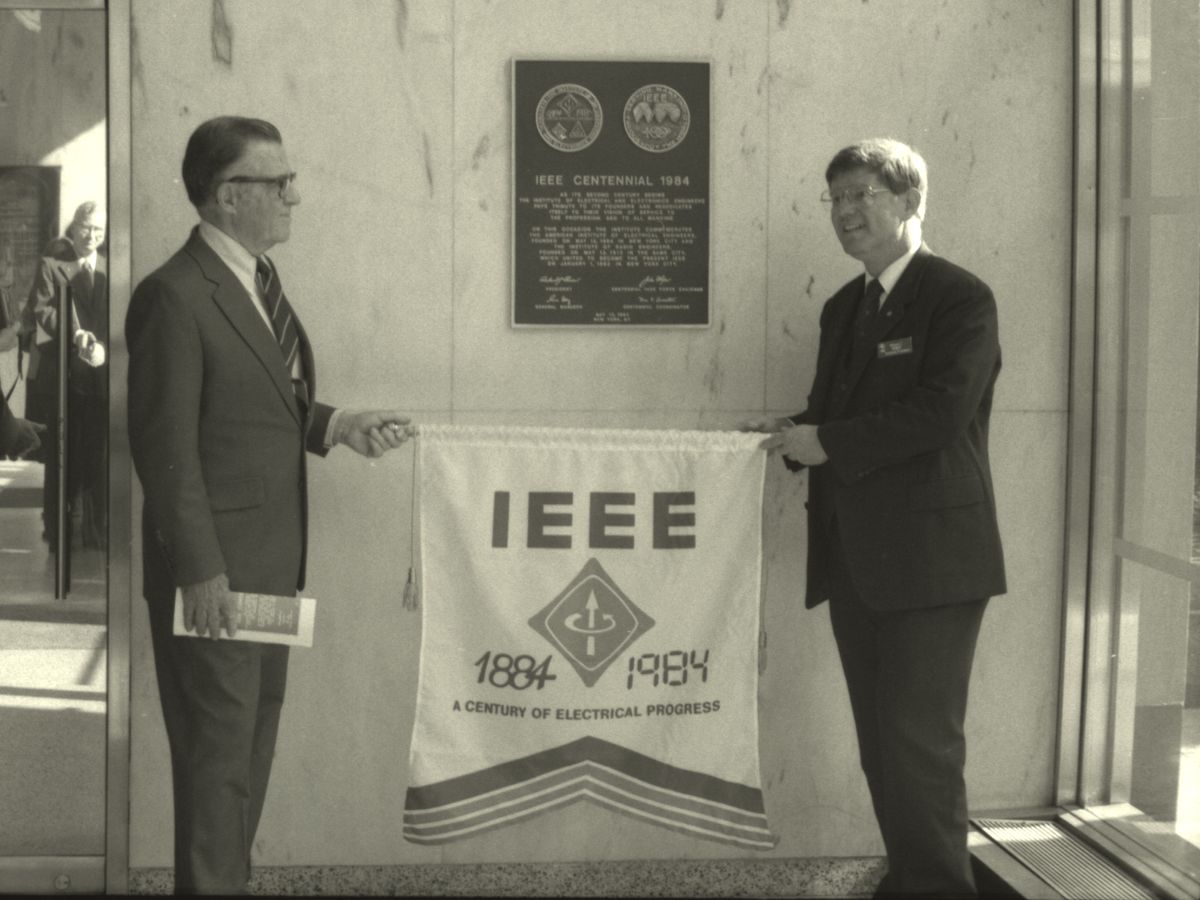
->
[406,735,764,813]
[408,763,768,830]
[404,787,587,844]
[404,757,769,830]
[403,774,776,849]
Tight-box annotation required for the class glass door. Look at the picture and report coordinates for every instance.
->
[0,2,110,893]
[1084,0,1200,859]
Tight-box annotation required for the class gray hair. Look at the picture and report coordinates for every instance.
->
[825,138,928,220]
[70,200,105,227]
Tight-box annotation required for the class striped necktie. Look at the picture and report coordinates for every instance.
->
[255,257,309,411]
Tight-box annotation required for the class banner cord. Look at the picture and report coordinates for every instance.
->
[402,435,420,611]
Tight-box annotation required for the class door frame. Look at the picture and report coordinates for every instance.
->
[0,0,130,893]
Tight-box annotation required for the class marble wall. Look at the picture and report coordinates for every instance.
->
[125,0,1073,866]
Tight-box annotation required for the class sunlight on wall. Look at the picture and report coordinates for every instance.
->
[41,119,107,233]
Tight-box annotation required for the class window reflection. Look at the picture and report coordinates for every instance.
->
[0,5,107,861]
[1108,0,1200,857]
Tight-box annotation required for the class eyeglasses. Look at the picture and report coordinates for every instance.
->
[820,185,889,208]
[222,171,297,198]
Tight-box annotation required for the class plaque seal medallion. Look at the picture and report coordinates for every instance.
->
[623,83,691,153]
[536,83,603,152]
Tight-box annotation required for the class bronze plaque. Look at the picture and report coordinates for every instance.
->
[513,60,710,327]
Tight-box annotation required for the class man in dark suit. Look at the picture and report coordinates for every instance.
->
[754,139,1005,897]
[127,116,416,894]
[22,201,109,549]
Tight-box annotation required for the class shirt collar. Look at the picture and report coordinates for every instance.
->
[197,219,260,297]
[867,241,920,297]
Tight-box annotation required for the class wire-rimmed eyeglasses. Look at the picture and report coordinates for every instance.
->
[819,185,888,208]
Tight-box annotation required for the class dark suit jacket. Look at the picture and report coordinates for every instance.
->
[794,244,1006,610]
[126,227,334,603]
[0,392,21,457]
[24,237,109,399]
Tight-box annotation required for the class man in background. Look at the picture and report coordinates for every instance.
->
[751,138,1006,897]
[0,241,21,353]
[22,200,108,550]
[127,115,416,894]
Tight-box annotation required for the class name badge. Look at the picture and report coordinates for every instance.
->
[877,337,913,358]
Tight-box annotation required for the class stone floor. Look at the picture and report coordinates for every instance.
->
[0,458,106,858]
[130,858,888,897]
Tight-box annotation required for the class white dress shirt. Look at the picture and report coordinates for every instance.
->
[866,240,921,312]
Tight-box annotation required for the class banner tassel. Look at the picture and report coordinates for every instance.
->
[403,566,419,611]
[403,433,420,611]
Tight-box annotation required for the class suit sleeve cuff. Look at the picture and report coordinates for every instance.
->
[303,402,337,456]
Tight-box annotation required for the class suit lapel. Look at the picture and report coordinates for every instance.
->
[93,257,107,303]
[875,243,931,325]
[810,281,860,418]
[842,246,931,389]
[71,256,107,330]
[184,230,303,426]
[68,260,89,301]
[59,260,84,332]
[295,317,316,409]
[93,262,108,328]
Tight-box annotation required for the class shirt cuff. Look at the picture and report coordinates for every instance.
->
[324,408,343,450]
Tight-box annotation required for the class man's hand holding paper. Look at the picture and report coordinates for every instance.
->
[181,572,239,639]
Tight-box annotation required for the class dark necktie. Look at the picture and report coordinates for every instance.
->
[858,278,883,325]
[255,257,309,411]
[851,278,884,367]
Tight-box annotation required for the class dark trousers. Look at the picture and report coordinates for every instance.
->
[33,386,107,549]
[147,592,290,895]
[825,527,987,898]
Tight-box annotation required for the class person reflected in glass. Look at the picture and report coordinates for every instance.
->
[20,201,108,551]
[0,241,21,354]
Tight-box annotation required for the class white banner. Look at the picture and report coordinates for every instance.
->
[404,425,775,849]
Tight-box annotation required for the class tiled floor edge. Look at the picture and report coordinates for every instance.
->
[130,856,886,896]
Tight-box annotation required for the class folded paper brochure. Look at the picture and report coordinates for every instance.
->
[173,590,316,647]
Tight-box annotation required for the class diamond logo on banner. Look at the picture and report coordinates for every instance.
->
[529,558,655,687]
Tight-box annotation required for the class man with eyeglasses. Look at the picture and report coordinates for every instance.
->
[22,200,109,551]
[747,138,1005,897]
[127,115,416,894]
